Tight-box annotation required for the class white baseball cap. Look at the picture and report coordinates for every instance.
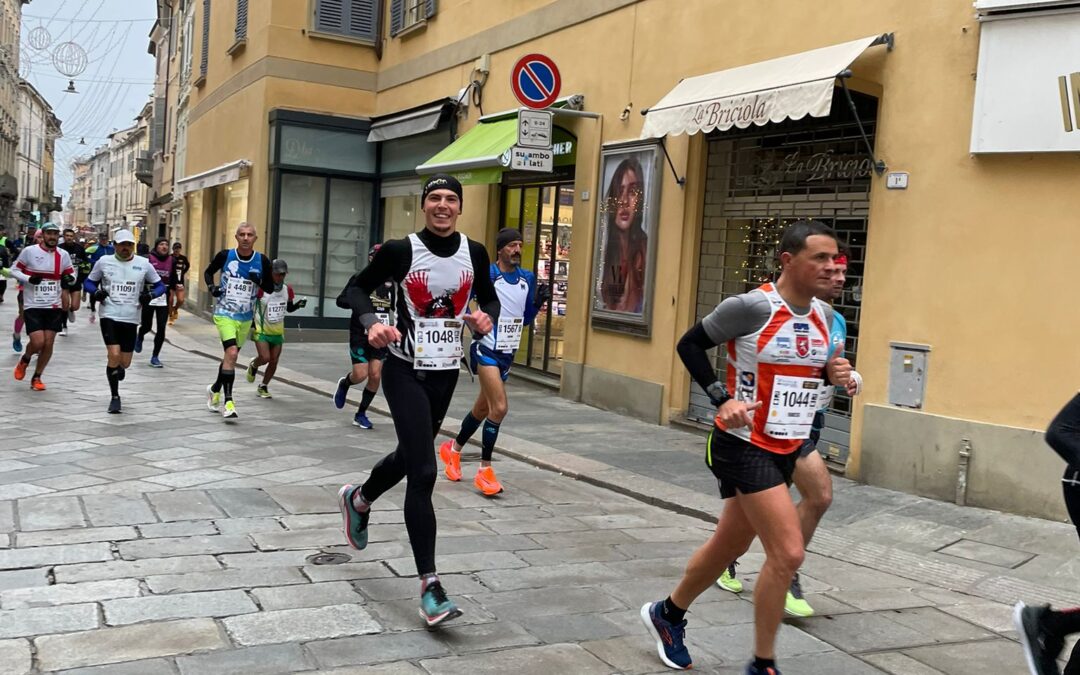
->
[113,229,136,244]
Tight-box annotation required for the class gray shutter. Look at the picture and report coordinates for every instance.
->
[425,0,436,19]
[152,97,166,154]
[236,0,248,40]
[348,0,376,40]
[200,0,210,78]
[389,0,403,36]
[315,0,346,33]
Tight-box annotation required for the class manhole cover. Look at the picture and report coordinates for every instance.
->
[306,552,351,565]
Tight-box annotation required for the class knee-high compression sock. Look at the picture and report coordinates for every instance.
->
[481,419,501,462]
[455,412,482,448]
[106,366,120,397]
[116,366,126,381]
[210,364,224,393]
[357,387,377,414]
[221,370,235,401]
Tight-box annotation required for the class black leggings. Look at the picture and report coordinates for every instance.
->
[360,356,458,576]
[139,305,169,357]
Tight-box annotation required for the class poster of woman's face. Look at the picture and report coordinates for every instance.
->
[592,140,662,333]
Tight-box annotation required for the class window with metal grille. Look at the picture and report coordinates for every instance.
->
[314,0,378,42]
[390,0,436,36]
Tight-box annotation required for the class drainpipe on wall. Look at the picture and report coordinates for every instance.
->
[956,437,972,506]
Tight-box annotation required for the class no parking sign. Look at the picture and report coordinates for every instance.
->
[511,54,562,109]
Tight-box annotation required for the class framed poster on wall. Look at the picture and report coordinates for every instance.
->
[590,138,663,336]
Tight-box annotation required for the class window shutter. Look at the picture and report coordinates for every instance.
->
[152,97,166,154]
[236,0,248,40]
[315,0,346,33]
[425,0,436,19]
[200,0,210,78]
[389,0,403,36]
[347,0,377,40]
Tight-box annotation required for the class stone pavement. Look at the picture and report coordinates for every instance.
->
[0,300,1066,673]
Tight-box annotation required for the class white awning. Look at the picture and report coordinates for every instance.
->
[641,35,888,138]
[367,101,451,143]
[176,160,250,196]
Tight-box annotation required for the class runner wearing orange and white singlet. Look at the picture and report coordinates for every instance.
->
[640,220,852,675]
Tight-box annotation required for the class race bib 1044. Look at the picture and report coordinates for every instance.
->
[494,316,524,353]
[414,318,463,370]
[764,375,823,440]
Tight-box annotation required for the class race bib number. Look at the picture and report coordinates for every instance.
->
[375,312,390,325]
[494,317,524,353]
[110,280,138,305]
[414,318,463,370]
[36,279,60,305]
[764,376,823,440]
[225,277,254,307]
[149,293,168,307]
[265,301,286,324]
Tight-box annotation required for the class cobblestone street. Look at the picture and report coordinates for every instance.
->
[0,304,1066,673]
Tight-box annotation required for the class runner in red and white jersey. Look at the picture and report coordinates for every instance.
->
[9,223,76,390]
[641,220,852,674]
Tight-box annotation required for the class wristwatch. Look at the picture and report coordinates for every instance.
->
[706,381,731,407]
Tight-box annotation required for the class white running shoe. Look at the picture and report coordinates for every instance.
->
[206,384,221,413]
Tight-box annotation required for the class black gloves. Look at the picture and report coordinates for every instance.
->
[28,275,42,285]
[297,298,307,308]
[61,274,77,290]
[211,286,223,297]
[139,291,152,306]
[92,288,109,303]
[535,284,552,307]
[247,271,261,283]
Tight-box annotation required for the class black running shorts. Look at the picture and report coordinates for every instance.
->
[349,325,388,365]
[707,427,798,499]
[100,318,138,353]
[23,308,65,334]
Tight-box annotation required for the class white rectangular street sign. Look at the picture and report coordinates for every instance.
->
[517,109,553,149]
[509,146,554,172]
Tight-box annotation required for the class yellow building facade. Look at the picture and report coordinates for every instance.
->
[167,0,1080,519]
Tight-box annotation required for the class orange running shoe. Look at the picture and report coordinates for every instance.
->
[474,466,503,496]
[438,440,461,481]
[30,377,45,391]
[13,359,26,381]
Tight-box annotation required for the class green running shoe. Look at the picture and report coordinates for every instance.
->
[717,562,743,594]
[784,573,814,618]
[419,580,462,627]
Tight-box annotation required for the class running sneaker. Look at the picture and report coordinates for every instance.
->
[474,466,503,496]
[717,562,743,593]
[30,377,45,391]
[108,396,122,414]
[639,601,692,670]
[89,312,96,324]
[134,335,143,353]
[746,663,783,675]
[59,326,67,337]
[222,400,238,419]
[352,412,372,429]
[12,335,21,353]
[206,384,221,413]
[245,358,257,383]
[149,356,163,368]
[784,573,814,618]
[419,581,462,627]
[333,376,350,409]
[336,484,370,550]
[256,384,272,399]
[13,358,26,380]
[1014,602,1063,675]
[68,310,76,323]
[438,440,462,482]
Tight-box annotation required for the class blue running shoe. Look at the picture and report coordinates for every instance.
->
[334,376,350,409]
[353,412,373,429]
[149,356,163,368]
[134,335,143,353]
[640,601,692,670]
[419,581,462,627]
[12,335,21,353]
[336,484,369,550]
[746,663,782,675]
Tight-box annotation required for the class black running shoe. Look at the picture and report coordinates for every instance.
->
[1014,602,1064,675]
[108,396,122,414]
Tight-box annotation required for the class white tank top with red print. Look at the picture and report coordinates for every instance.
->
[720,283,831,454]
[390,233,474,369]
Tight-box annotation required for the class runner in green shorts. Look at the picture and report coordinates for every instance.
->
[246,259,306,398]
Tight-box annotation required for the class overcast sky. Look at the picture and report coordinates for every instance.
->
[20,0,157,197]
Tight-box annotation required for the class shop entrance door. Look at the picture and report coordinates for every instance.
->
[500,182,574,376]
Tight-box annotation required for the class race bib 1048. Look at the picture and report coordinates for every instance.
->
[414,318,463,370]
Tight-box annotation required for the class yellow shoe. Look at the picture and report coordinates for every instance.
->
[717,563,743,593]
[784,574,814,617]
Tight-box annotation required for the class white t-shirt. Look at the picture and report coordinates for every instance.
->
[87,255,162,324]
[13,245,75,309]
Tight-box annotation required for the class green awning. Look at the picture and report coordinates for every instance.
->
[416,119,517,185]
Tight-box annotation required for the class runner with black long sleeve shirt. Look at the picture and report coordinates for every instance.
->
[337,174,498,628]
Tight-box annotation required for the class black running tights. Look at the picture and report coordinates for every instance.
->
[360,356,458,576]
[139,305,169,357]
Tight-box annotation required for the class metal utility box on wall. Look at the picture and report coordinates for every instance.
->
[888,342,930,408]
